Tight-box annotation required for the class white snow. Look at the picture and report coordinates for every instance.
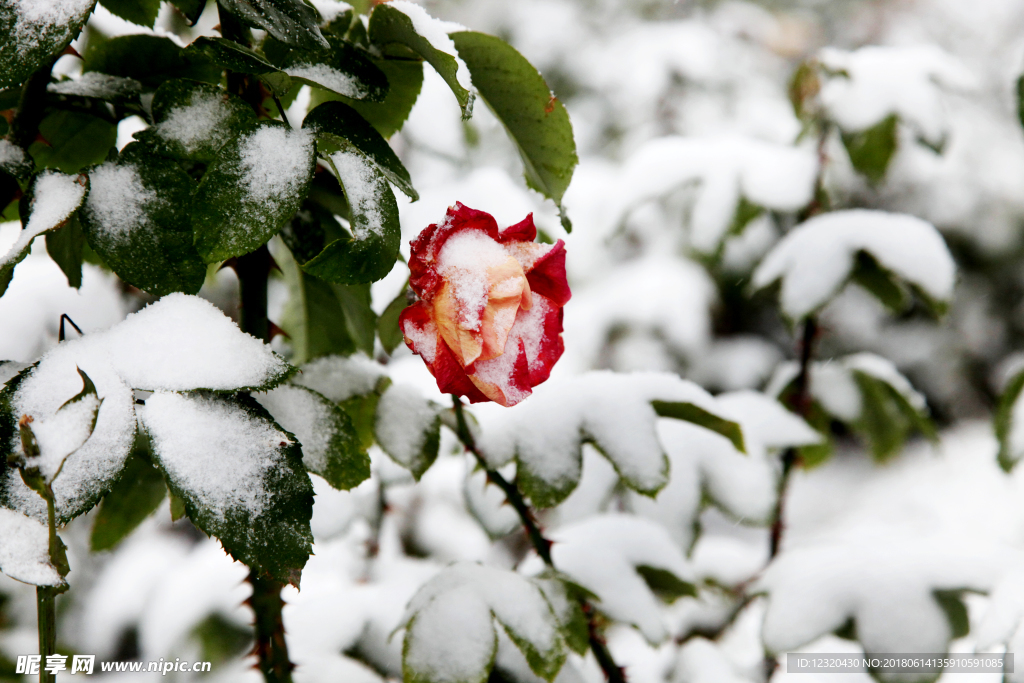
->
[387,1,472,92]
[47,72,141,98]
[328,150,385,238]
[24,391,101,481]
[0,139,27,169]
[0,171,87,269]
[309,0,352,25]
[752,209,956,320]
[256,384,336,474]
[291,354,386,402]
[286,64,368,99]
[374,383,440,472]
[154,90,237,154]
[138,391,291,519]
[0,508,64,587]
[100,294,291,391]
[85,161,156,238]
[10,0,94,59]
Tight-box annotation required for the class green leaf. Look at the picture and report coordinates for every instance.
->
[851,250,909,314]
[841,114,898,184]
[143,391,314,585]
[636,565,698,603]
[171,0,207,25]
[193,121,316,262]
[0,141,33,180]
[311,56,423,139]
[373,384,440,480]
[185,36,281,76]
[1017,74,1024,133]
[651,401,746,453]
[47,72,143,105]
[377,285,409,354]
[100,0,161,27]
[996,368,1024,472]
[256,385,370,491]
[300,149,400,284]
[46,214,86,289]
[83,34,222,90]
[169,492,186,521]
[368,2,473,117]
[219,0,329,51]
[134,79,257,163]
[450,31,578,230]
[851,371,934,462]
[30,110,117,174]
[933,589,971,640]
[263,35,388,102]
[90,443,167,551]
[0,0,97,90]
[0,170,89,298]
[304,101,418,199]
[80,142,207,296]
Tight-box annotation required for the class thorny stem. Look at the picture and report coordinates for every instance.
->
[217,3,293,681]
[451,396,627,683]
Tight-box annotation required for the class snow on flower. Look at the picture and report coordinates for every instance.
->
[399,203,571,406]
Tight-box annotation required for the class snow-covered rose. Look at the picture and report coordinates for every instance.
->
[399,203,571,406]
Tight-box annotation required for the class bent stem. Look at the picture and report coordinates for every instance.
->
[451,397,627,683]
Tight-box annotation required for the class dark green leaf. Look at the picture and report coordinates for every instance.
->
[369,2,473,117]
[933,589,971,640]
[30,110,117,174]
[100,0,161,27]
[377,285,409,354]
[850,371,934,462]
[450,31,578,230]
[192,614,253,665]
[304,101,417,199]
[193,120,316,262]
[340,391,383,452]
[80,142,207,296]
[300,150,400,284]
[727,196,764,238]
[1017,74,1024,133]
[0,141,33,180]
[636,565,697,603]
[169,492,186,521]
[0,0,97,90]
[83,34,222,90]
[219,0,328,51]
[46,214,86,289]
[263,35,388,102]
[841,114,898,184]
[171,0,207,25]
[995,368,1024,472]
[851,250,909,314]
[134,79,257,163]
[651,401,746,453]
[185,36,280,76]
[145,392,314,585]
[311,56,423,139]
[90,445,167,551]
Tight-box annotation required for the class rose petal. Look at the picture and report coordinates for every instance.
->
[526,240,571,307]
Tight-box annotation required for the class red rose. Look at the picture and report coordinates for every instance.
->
[399,203,571,406]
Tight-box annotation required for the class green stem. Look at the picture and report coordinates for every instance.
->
[37,491,60,683]
[451,396,627,683]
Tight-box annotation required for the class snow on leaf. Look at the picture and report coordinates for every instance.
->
[473,371,742,509]
[751,210,956,321]
[0,139,33,179]
[672,638,754,683]
[0,507,65,587]
[47,72,143,103]
[0,342,136,524]
[99,294,293,392]
[818,45,975,148]
[0,0,97,90]
[256,384,370,491]
[19,369,101,482]
[615,136,817,253]
[0,170,88,297]
[138,391,313,585]
[291,354,387,403]
[629,391,820,549]
[374,383,442,480]
[401,563,566,683]
[539,514,694,644]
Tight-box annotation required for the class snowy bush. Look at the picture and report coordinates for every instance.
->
[1,1,1024,683]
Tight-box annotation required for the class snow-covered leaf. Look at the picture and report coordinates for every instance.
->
[193,121,316,262]
[450,31,577,229]
[0,507,65,587]
[369,1,474,118]
[672,638,754,683]
[543,514,694,643]
[219,0,329,51]
[139,391,314,585]
[301,149,401,284]
[99,294,294,392]
[312,55,424,140]
[134,79,257,163]
[0,343,136,524]
[0,139,33,180]
[767,353,934,462]
[0,0,96,90]
[751,210,955,320]
[474,372,743,509]
[47,72,143,104]
[401,563,567,683]
[256,384,370,491]
[81,142,207,296]
[304,101,418,200]
[186,35,282,77]
[264,35,388,102]
[374,383,441,480]
[0,170,88,298]
[616,136,817,253]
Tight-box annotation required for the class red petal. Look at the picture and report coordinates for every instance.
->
[528,298,565,387]
[499,213,537,243]
[434,340,491,402]
[526,240,571,307]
